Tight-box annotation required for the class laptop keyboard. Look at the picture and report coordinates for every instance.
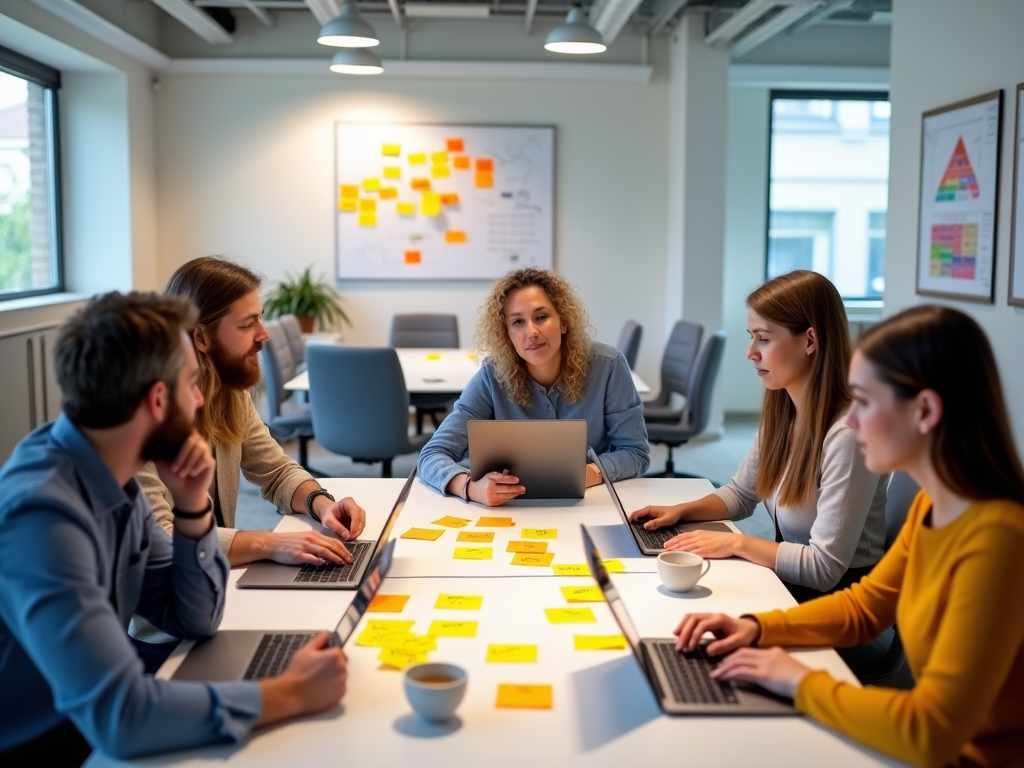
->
[654,642,739,706]
[292,541,371,583]
[632,521,675,549]
[243,633,314,680]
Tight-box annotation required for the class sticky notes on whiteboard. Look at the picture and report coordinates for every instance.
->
[411,178,431,191]
[421,192,442,217]
[339,198,357,212]
[496,684,552,709]
[475,172,494,188]
[457,531,494,543]
[440,193,460,206]
[511,552,555,567]
[362,177,381,192]
[383,166,401,179]
[446,138,464,152]
[358,212,377,227]
[379,187,398,199]
[486,644,537,663]
[453,546,492,560]
[408,152,426,165]
[404,250,421,264]
[435,594,483,610]
[476,158,494,172]
[430,150,449,165]
[340,184,359,198]
[397,202,416,216]
[382,143,401,156]
[452,155,471,170]
[359,198,376,212]
[431,165,451,179]
[445,230,467,244]
[544,607,597,624]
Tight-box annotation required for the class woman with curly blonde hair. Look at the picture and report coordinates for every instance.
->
[417,268,649,505]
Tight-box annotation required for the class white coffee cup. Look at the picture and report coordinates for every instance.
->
[656,551,711,592]
[403,662,467,723]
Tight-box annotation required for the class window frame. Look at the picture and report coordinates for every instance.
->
[0,45,64,302]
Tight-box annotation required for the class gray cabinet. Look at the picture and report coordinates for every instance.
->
[0,325,61,464]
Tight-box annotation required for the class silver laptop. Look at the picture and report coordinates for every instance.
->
[589,448,733,556]
[468,419,586,499]
[580,524,795,715]
[173,538,395,681]
[236,469,414,589]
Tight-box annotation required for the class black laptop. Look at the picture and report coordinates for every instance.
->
[468,419,587,499]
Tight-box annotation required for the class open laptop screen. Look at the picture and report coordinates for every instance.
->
[580,524,646,667]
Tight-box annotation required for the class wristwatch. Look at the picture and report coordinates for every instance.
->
[305,488,335,522]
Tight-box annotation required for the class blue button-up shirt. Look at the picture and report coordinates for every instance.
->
[0,415,262,758]
[417,342,650,493]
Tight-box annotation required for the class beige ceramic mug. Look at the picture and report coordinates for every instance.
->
[656,551,711,592]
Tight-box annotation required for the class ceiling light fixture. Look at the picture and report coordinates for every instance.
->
[544,5,607,55]
[329,48,384,74]
[318,1,380,48]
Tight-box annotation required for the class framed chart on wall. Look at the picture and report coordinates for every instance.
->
[335,123,554,280]
[916,90,1002,303]
[1010,84,1024,306]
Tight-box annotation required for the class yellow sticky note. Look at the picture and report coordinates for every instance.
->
[340,184,359,198]
[574,634,626,651]
[431,165,451,179]
[545,607,597,624]
[408,152,427,165]
[430,150,449,165]
[355,627,415,648]
[383,166,401,179]
[457,531,494,543]
[382,143,401,156]
[401,527,444,541]
[522,528,557,540]
[366,619,416,633]
[378,647,427,669]
[486,644,538,663]
[386,634,437,653]
[426,352,441,360]
[511,552,555,567]
[368,594,411,613]
[506,541,548,553]
[454,547,492,560]
[379,187,398,199]
[551,564,591,577]
[358,212,377,227]
[602,560,626,573]
[428,620,478,638]
[397,202,416,216]
[433,515,471,528]
[445,230,467,244]
[435,594,483,610]
[362,177,381,192]
[476,516,514,527]
[339,198,357,212]
[496,683,552,709]
[561,586,604,603]
[359,198,376,212]
[421,192,442,217]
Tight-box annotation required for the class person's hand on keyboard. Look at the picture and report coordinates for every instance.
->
[673,612,761,656]
[627,504,683,530]
[242,530,354,566]
[709,647,811,700]
[257,631,348,726]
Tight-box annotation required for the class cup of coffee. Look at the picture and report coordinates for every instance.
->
[403,662,467,723]
[656,551,711,592]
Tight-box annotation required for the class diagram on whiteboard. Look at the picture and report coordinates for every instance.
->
[335,123,554,280]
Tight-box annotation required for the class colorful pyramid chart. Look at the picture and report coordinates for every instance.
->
[935,137,980,202]
[930,222,978,279]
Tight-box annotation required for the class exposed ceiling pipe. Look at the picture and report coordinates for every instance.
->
[730,1,821,57]
[524,0,539,33]
[149,0,234,43]
[238,0,275,26]
[704,0,777,45]
[386,0,404,28]
[646,0,693,35]
[589,0,645,44]
[304,0,340,27]
[788,0,851,34]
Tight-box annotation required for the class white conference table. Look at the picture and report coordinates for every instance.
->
[87,478,904,768]
[285,347,651,396]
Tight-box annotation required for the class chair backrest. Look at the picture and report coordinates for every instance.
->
[306,345,412,459]
[616,320,643,370]
[683,330,726,435]
[258,320,296,416]
[279,314,306,365]
[390,314,459,349]
[884,470,920,551]
[654,320,703,406]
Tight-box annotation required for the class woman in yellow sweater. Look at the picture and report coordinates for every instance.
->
[674,305,1024,768]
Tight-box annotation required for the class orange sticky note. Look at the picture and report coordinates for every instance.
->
[475,172,493,189]
[433,516,471,528]
[358,212,376,227]
[431,165,451,179]
[397,202,416,216]
[340,184,359,198]
[452,155,471,170]
[408,152,426,165]
[411,178,431,191]
[379,187,398,199]
[445,230,467,244]
[404,250,422,264]
[400,527,445,541]
[440,193,460,206]
[496,683,552,709]
[382,143,401,156]
[476,516,514,527]
[362,177,381,192]
[339,198,357,212]
[446,138,464,152]
[383,166,401,179]
[476,158,494,172]
[506,540,548,553]
[368,594,410,613]
[421,192,442,217]
[512,552,556,567]
[359,198,376,212]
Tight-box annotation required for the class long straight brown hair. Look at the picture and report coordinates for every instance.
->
[749,271,852,507]
[857,305,1024,505]
[165,257,263,447]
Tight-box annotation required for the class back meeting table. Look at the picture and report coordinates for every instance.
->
[87,477,905,768]
[285,347,652,397]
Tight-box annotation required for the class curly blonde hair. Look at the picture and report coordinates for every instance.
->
[475,268,592,406]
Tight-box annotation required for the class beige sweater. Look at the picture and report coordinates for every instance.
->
[137,396,312,553]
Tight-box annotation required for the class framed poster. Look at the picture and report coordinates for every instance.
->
[916,90,1002,303]
[335,123,555,280]
[1010,84,1024,306]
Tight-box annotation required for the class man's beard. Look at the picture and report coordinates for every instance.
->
[208,336,263,390]
[141,391,194,463]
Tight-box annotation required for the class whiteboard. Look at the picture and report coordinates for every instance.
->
[335,123,554,280]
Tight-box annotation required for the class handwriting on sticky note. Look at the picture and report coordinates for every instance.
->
[340,184,359,198]
[453,547,492,560]
[476,516,514,527]
[522,528,557,540]
[338,198,357,212]
[362,177,380,192]
[452,155,470,170]
[400,527,444,541]
[496,683,552,709]
[389,635,437,653]
[378,647,427,670]
[457,531,494,543]
[382,143,401,156]
[355,621,415,647]
[397,202,416,216]
[383,166,401,179]
[560,586,603,603]
[408,152,426,165]
[433,515,471,528]
[574,634,626,651]
[445,230,467,244]
[435,594,483,610]
[511,552,555,567]
[551,564,591,576]
[545,607,597,624]
[506,540,548,553]
[404,250,421,264]
[486,644,538,663]
[358,212,376,227]
[428,620,478,638]
[367,594,411,613]
[602,560,626,573]
[366,619,415,633]
[446,138,464,152]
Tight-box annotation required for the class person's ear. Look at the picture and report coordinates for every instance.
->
[560,320,568,335]
[804,327,817,357]
[144,380,169,423]
[193,325,210,354]
[916,389,943,436]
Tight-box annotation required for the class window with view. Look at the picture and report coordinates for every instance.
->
[0,47,61,300]
[767,92,890,300]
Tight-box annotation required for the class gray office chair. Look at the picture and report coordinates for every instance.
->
[390,313,460,434]
[306,345,429,478]
[258,320,316,471]
[645,330,726,477]
[642,320,704,423]
[616,320,643,370]
[278,314,306,373]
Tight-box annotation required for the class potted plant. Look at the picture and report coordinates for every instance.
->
[262,267,350,333]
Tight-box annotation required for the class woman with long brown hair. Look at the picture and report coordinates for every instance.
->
[417,267,649,505]
[673,305,1024,767]
[630,270,888,599]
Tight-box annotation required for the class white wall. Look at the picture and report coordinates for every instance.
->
[886,0,1024,445]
